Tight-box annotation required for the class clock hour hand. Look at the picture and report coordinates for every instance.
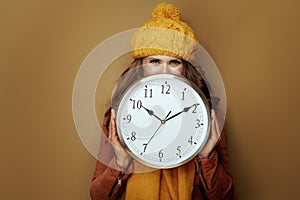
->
[165,103,199,122]
[141,105,163,122]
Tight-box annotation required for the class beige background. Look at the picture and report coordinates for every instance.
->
[1,0,300,199]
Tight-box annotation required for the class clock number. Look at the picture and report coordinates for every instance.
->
[176,146,182,158]
[131,99,142,109]
[130,131,136,141]
[158,149,164,158]
[124,114,132,123]
[195,119,201,128]
[181,88,186,100]
[144,85,153,98]
[188,136,193,145]
[161,82,170,94]
[142,143,147,153]
[192,104,199,113]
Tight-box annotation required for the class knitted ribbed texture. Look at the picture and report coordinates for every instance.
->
[131,2,199,62]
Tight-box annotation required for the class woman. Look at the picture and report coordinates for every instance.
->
[90,3,234,200]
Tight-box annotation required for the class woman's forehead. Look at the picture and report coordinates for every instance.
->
[144,55,182,61]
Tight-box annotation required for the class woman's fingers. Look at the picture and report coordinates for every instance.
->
[109,109,120,144]
[110,109,117,140]
[211,110,218,140]
[211,109,221,139]
[109,109,132,169]
[199,109,221,157]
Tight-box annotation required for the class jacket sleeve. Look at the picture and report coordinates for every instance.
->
[90,122,133,200]
[197,131,234,199]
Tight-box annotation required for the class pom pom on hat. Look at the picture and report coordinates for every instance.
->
[152,2,181,20]
[131,2,199,62]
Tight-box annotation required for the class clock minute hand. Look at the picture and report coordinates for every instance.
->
[166,103,199,122]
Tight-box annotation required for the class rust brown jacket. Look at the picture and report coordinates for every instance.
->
[90,120,234,200]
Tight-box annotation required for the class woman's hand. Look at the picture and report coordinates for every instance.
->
[109,109,132,169]
[199,109,221,158]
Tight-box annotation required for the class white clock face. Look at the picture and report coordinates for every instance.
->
[116,74,210,169]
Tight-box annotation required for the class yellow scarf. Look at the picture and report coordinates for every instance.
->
[125,159,195,200]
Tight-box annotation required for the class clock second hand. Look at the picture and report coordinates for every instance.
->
[143,111,172,153]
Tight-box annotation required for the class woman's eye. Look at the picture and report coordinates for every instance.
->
[149,59,160,64]
[170,60,182,65]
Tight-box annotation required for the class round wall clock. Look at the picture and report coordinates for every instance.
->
[116,74,211,169]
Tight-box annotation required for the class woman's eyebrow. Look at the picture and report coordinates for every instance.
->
[170,58,182,62]
[147,57,160,60]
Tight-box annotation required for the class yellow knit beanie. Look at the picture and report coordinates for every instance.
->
[131,2,199,62]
